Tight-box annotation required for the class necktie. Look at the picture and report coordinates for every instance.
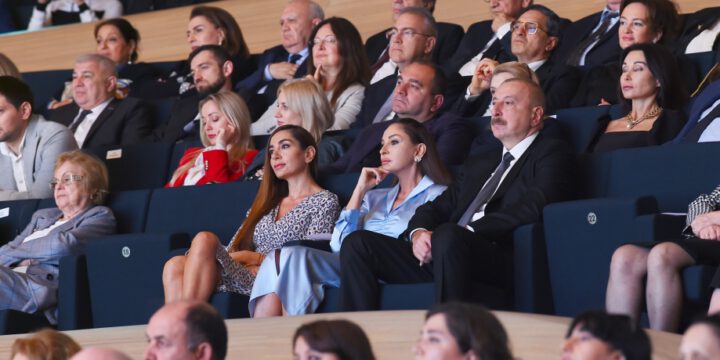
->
[684,102,720,143]
[372,95,395,124]
[567,11,619,67]
[288,53,302,64]
[69,109,92,133]
[370,47,390,75]
[457,152,515,226]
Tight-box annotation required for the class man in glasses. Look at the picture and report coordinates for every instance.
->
[352,7,438,129]
[0,76,77,201]
[364,0,464,81]
[454,5,580,116]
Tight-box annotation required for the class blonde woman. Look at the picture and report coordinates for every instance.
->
[167,91,257,187]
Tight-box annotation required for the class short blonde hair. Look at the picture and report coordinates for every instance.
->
[0,53,20,78]
[277,78,333,142]
[10,328,82,360]
[54,151,109,205]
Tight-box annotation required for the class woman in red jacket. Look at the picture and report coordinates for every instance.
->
[167,91,257,187]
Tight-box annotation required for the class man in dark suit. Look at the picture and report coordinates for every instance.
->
[455,5,580,116]
[339,78,574,310]
[364,0,463,81]
[353,7,438,129]
[322,61,471,175]
[50,54,152,149]
[442,0,532,79]
[155,45,235,143]
[674,76,720,143]
[553,0,621,68]
[674,6,720,55]
[236,0,324,119]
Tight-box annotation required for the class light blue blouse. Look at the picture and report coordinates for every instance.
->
[330,175,447,252]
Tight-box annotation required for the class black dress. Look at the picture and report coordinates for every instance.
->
[586,109,687,153]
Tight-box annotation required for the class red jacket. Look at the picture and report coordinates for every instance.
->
[167,147,258,187]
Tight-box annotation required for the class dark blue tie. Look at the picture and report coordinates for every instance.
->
[288,54,302,64]
[69,109,92,133]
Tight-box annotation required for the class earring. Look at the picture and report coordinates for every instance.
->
[414,156,422,163]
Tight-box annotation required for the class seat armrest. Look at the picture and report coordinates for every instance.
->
[57,254,92,330]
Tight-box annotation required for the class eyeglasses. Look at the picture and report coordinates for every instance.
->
[311,35,338,47]
[50,174,84,189]
[385,28,432,40]
[510,21,547,35]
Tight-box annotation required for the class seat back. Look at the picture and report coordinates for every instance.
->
[145,182,260,244]
[85,143,174,192]
[21,69,72,118]
[0,199,38,246]
[106,189,152,233]
[554,106,610,153]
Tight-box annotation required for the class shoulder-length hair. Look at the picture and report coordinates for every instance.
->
[307,17,370,109]
[293,319,376,360]
[277,78,334,143]
[0,53,20,78]
[229,125,318,251]
[620,0,680,43]
[94,18,141,63]
[425,302,514,360]
[567,311,651,360]
[618,43,687,111]
[391,118,452,185]
[10,329,81,360]
[169,91,254,185]
[190,6,250,60]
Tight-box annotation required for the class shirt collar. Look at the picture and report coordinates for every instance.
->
[0,129,27,158]
[504,132,539,160]
[527,59,547,72]
[80,97,113,118]
[385,175,436,213]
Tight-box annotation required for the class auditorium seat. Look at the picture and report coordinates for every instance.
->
[0,199,39,246]
[544,142,720,317]
[85,142,174,192]
[21,69,71,118]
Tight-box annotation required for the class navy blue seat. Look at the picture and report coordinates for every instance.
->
[544,142,720,317]
[21,69,72,118]
[85,143,174,192]
[0,199,39,246]
[146,97,177,129]
[554,106,610,153]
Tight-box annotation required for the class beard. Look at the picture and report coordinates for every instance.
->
[197,77,226,99]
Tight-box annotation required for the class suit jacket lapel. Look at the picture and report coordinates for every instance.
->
[490,135,539,204]
[84,98,118,146]
[22,117,41,183]
[455,149,501,217]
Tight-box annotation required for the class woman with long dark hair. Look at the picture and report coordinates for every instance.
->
[250,118,451,317]
[162,125,339,302]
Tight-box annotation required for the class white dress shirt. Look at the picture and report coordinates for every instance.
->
[73,98,112,147]
[686,19,720,54]
[697,98,720,143]
[0,133,28,192]
[458,22,513,77]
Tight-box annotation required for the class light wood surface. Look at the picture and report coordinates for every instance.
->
[0,310,681,359]
[0,0,716,72]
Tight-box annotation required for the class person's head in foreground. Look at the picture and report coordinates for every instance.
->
[293,319,376,360]
[414,302,514,360]
[679,314,720,360]
[562,310,651,360]
[11,328,81,360]
[71,347,133,360]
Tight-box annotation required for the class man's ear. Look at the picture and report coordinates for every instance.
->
[222,60,234,79]
[424,36,437,55]
[430,93,444,113]
[106,75,117,94]
[19,101,32,121]
[546,36,559,52]
[193,342,214,360]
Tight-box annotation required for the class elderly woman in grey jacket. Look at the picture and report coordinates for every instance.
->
[0,150,116,323]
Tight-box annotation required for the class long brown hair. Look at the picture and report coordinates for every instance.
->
[228,125,318,251]
[293,320,376,360]
[392,118,452,185]
[169,91,254,185]
[190,6,250,60]
[307,17,370,108]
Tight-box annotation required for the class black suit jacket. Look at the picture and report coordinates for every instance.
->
[322,112,472,175]
[674,7,720,55]
[50,97,152,149]
[443,20,515,78]
[406,134,574,244]
[352,72,398,129]
[154,92,200,143]
[236,45,309,119]
[365,22,465,65]
[553,10,621,68]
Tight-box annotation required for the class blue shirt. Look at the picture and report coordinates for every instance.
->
[330,175,447,252]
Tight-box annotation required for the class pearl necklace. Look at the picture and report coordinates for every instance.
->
[625,105,663,129]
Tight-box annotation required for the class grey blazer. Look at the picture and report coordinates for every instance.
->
[0,206,116,321]
[0,115,78,201]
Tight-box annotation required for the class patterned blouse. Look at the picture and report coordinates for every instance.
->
[687,184,720,226]
[216,189,340,295]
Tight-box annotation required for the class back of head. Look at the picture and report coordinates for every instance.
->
[190,6,249,59]
[619,42,687,111]
[426,302,514,360]
[278,78,334,142]
[293,319,376,360]
[0,75,34,110]
[71,347,132,360]
[11,328,82,360]
[184,301,228,360]
[620,0,680,43]
[0,53,21,78]
[567,311,652,360]
[493,61,540,85]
